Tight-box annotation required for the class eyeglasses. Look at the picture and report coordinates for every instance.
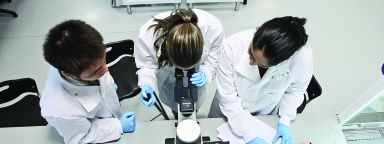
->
[248,46,271,68]
[256,62,270,68]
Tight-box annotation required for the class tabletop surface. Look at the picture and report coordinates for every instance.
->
[0,113,347,144]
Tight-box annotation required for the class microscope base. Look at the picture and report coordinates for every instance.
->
[165,136,209,144]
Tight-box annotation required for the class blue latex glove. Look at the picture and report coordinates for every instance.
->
[140,85,157,107]
[272,123,292,144]
[189,71,206,87]
[248,137,268,144]
[113,83,118,91]
[120,112,136,133]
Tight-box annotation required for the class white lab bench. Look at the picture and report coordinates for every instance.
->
[0,113,347,144]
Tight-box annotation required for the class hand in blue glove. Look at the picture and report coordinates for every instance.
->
[248,137,268,144]
[382,63,384,75]
[120,112,136,133]
[190,71,206,87]
[113,83,118,91]
[272,123,292,144]
[140,85,157,107]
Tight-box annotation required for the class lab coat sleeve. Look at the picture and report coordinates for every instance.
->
[199,23,225,84]
[278,49,313,126]
[44,116,122,144]
[216,41,259,143]
[134,31,159,91]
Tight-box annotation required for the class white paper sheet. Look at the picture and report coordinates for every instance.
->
[216,117,281,144]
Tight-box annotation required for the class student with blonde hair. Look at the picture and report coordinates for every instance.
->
[135,9,224,117]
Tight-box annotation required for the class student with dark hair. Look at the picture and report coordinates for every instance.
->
[208,16,312,144]
[135,9,224,114]
[40,20,135,144]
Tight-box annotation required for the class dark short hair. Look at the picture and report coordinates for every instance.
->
[43,20,105,76]
[252,16,308,66]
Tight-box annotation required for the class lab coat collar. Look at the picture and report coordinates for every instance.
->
[234,53,290,88]
[234,54,261,82]
[54,68,101,112]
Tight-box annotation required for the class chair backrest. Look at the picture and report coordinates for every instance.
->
[306,76,322,103]
[106,39,134,64]
[106,39,141,101]
[0,78,48,127]
[297,76,322,113]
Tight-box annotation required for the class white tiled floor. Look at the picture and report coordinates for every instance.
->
[1,0,384,124]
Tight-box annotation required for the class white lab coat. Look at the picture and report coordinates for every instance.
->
[134,9,224,111]
[215,29,313,142]
[40,67,123,144]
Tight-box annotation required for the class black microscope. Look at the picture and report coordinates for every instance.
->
[164,68,229,144]
[173,67,201,144]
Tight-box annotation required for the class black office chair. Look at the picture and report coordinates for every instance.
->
[296,76,322,113]
[105,39,169,120]
[0,78,48,127]
[0,0,17,17]
[105,39,141,101]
